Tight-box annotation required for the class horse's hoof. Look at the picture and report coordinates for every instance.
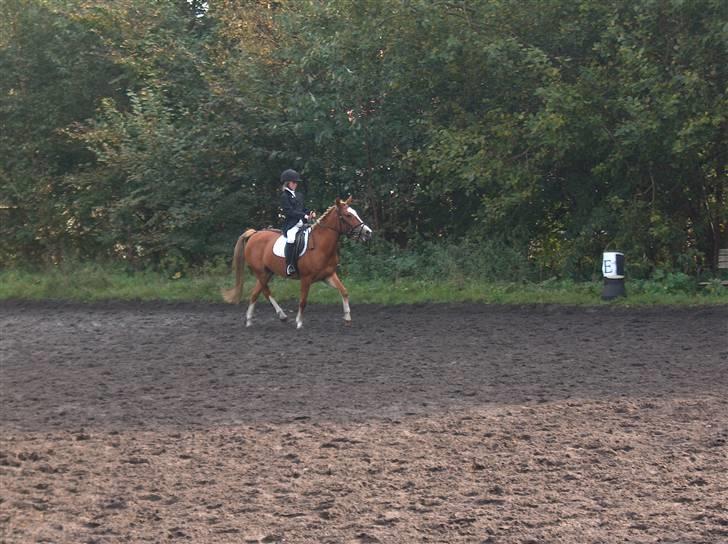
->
[343,320,352,327]
[279,315,288,322]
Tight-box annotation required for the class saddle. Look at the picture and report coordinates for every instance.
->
[272,227,311,265]
[291,228,308,270]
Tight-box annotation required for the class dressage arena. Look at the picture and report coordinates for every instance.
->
[1,300,726,543]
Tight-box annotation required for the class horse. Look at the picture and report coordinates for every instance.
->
[222,197,373,329]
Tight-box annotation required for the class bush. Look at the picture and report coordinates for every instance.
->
[339,237,533,282]
[629,269,697,295]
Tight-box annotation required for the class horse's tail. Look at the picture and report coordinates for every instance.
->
[221,229,256,304]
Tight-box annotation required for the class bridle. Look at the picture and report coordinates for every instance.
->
[317,206,367,241]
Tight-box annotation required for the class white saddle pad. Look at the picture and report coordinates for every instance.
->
[273,230,310,258]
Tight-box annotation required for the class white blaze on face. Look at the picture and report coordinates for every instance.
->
[348,207,363,223]
[348,207,372,237]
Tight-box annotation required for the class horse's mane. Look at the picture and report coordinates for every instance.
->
[311,204,337,230]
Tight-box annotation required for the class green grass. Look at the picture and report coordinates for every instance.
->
[1,264,726,306]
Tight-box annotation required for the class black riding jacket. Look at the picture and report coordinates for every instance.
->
[280,189,309,232]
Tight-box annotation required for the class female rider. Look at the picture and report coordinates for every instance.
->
[279,169,315,275]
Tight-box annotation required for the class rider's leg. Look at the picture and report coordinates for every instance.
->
[285,225,299,275]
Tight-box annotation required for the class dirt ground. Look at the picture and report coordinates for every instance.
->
[1,300,727,543]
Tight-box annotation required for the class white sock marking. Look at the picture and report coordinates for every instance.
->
[343,297,351,321]
[246,302,256,326]
[269,297,286,319]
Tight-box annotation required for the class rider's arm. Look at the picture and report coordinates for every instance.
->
[280,193,307,221]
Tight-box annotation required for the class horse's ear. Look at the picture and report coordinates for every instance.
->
[335,197,342,206]
[345,196,353,205]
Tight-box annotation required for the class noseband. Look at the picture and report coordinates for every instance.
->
[347,222,367,241]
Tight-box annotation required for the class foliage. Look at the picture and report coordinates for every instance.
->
[1,0,726,281]
[340,237,533,282]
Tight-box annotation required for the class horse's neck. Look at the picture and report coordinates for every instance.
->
[311,221,339,253]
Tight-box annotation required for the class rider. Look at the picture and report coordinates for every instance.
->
[280,169,315,275]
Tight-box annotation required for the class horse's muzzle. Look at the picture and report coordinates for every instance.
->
[357,224,373,242]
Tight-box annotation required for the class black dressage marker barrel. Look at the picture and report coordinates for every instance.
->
[601,251,626,300]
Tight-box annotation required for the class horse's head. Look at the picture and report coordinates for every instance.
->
[335,196,373,242]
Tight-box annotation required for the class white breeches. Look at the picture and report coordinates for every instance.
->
[286,221,303,243]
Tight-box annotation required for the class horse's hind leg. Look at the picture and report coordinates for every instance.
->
[245,279,264,327]
[260,274,287,321]
[325,273,351,324]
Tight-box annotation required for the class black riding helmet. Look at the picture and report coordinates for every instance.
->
[280,169,302,183]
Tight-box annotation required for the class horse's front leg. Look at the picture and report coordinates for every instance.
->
[296,278,312,330]
[325,273,351,324]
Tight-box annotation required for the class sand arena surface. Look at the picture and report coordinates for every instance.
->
[1,300,727,543]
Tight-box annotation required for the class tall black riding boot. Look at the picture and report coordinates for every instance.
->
[284,242,296,276]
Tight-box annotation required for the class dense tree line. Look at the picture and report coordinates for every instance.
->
[1,0,726,278]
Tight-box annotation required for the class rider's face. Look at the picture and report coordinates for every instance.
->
[288,181,298,190]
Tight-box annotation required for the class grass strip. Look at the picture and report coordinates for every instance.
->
[1,266,726,306]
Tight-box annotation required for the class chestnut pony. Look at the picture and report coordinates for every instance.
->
[222,197,372,329]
